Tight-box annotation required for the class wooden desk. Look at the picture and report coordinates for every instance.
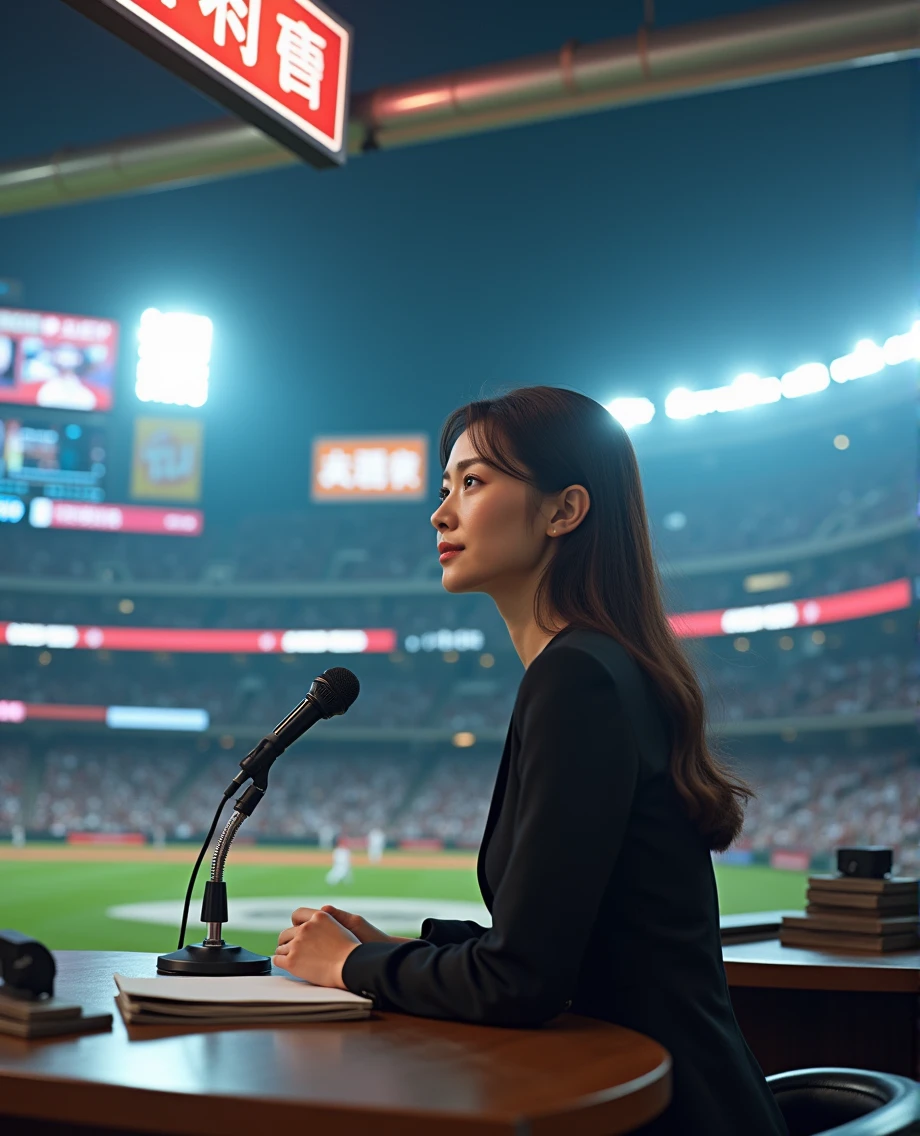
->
[723,937,920,1078]
[0,952,671,1136]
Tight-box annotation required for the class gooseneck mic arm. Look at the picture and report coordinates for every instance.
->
[201,769,269,946]
[158,667,360,976]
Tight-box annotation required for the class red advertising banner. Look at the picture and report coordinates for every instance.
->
[0,580,909,657]
[24,704,108,722]
[0,702,207,730]
[769,850,811,872]
[62,0,351,166]
[67,832,146,845]
[399,839,445,852]
[669,578,912,640]
[28,499,203,536]
[0,623,397,654]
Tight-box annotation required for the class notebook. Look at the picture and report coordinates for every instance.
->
[113,974,373,1026]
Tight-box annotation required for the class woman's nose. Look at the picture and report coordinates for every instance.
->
[431,498,451,529]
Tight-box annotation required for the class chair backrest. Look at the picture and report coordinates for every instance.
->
[766,1068,920,1136]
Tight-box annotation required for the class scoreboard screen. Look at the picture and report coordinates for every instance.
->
[0,308,119,412]
[0,416,107,503]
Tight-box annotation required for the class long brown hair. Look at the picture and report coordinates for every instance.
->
[439,385,751,852]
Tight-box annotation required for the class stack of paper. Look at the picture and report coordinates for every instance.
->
[114,974,373,1026]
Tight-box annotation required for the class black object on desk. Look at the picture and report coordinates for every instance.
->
[0,929,112,1039]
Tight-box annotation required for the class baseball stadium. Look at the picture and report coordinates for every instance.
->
[0,10,919,1130]
[1,337,915,956]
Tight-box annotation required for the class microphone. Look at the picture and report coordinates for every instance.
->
[157,666,360,976]
[225,666,360,796]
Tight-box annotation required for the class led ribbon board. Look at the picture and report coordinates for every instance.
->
[62,0,352,167]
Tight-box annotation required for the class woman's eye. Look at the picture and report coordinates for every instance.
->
[438,475,480,502]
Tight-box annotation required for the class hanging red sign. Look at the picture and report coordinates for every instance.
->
[62,0,352,167]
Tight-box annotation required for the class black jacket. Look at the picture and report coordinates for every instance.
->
[342,625,788,1135]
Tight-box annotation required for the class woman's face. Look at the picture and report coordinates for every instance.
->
[431,429,551,595]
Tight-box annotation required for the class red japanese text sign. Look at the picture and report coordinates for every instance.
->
[63,0,352,166]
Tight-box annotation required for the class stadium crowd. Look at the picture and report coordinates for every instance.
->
[3,743,494,848]
[1,531,911,631]
[0,744,26,834]
[739,751,920,874]
[3,641,913,729]
[709,651,918,722]
[642,434,913,560]
[4,743,920,873]
[30,745,187,836]
[1,412,915,871]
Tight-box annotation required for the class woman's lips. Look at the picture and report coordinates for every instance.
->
[439,547,464,563]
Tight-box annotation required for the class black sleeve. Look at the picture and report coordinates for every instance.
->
[419,918,488,946]
[341,646,639,1026]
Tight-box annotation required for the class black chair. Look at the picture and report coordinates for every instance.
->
[766,1068,920,1136]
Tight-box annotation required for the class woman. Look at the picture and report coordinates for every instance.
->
[274,386,788,1135]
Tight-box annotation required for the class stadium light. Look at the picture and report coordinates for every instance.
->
[829,338,885,383]
[882,322,920,366]
[605,397,655,429]
[653,320,917,423]
[136,308,212,408]
[780,362,829,399]
[664,373,781,419]
[662,387,697,421]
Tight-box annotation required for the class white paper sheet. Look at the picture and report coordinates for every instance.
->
[114,973,372,1007]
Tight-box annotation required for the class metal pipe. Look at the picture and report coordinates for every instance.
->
[1,0,917,215]
[353,0,920,148]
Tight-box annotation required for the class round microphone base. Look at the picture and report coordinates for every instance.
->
[157,942,272,976]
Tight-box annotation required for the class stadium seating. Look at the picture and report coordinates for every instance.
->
[0,436,911,587]
[5,742,920,878]
[2,644,912,730]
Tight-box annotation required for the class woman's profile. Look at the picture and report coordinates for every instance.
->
[275,385,788,1135]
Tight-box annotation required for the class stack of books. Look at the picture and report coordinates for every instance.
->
[780,874,920,953]
[0,989,112,1039]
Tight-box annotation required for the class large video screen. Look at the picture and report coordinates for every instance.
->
[0,416,107,502]
[0,308,119,412]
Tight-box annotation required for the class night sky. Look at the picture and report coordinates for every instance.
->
[0,0,915,517]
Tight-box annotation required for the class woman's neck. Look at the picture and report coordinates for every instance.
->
[493,587,567,669]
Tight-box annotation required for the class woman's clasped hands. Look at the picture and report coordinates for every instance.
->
[274,904,412,988]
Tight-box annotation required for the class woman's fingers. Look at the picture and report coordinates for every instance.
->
[274,942,290,956]
[277,925,297,946]
[291,906,319,925]
[323,906,359,929]
[322,905,352,923]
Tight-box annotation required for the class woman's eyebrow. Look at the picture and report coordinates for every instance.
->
[441,457,486,482]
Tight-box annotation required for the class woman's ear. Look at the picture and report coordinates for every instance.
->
[547,484,590,536]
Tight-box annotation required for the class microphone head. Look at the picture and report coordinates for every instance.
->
[310,667,360,717]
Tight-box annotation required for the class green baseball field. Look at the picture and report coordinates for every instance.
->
[1,845,807,957]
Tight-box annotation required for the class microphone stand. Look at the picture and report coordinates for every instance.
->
[157,765,274,976]
[155,670,360,977]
